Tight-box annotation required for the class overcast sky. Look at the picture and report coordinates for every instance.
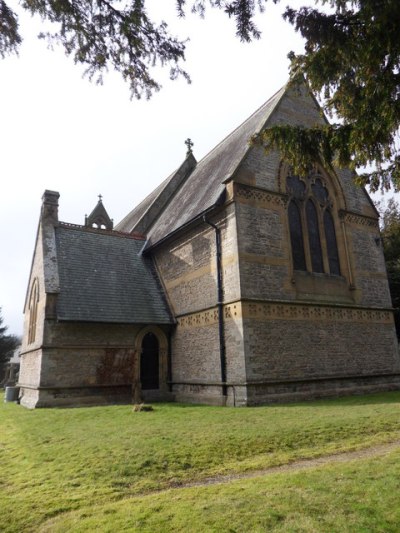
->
[0,1,394,336]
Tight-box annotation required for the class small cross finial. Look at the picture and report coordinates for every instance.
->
[98,194,103,202]
[185,138,194,155]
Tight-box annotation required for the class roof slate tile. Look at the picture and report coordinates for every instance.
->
[55,225,173,324]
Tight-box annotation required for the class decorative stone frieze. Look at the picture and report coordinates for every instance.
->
[339,210,379,228]
[176,300,393,328]
[235,183,288,208]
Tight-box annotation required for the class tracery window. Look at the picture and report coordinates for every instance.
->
[28,279,39,344]
[287,172,341,276]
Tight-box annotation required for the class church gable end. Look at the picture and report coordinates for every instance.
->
[227,83,399,404]
[19,193,174,409]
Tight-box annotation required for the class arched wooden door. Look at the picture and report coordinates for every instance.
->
[140,332,159,390]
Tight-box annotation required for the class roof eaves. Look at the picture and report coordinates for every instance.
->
[229,84,287,181]
[144,188,227,253]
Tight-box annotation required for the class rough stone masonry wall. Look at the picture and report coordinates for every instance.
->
[154,204,246,404]
[19,225,47,391]
[243,306,399,381]
[242,308,400,404]
[230,82,399,402]
[154,204,240,315]
[234,181,399,399]
[39,321,142,387]
[19,319,173,408]
[347,221,392,308]
[234,194,293,302]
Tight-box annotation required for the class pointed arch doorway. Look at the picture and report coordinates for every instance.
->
[133,326,170,402]
[140,332,159,390]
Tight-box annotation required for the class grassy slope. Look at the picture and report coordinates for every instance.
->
[44,450,400,533]
[1,392,400,532]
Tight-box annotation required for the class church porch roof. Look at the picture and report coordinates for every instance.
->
[55,223,173,325]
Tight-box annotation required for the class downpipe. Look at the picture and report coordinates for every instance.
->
[203,215,227,398]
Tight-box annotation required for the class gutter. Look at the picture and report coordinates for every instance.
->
[142,189,227,254]
[203,215,227,398]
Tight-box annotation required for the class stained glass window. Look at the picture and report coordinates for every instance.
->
[306,200,324,273]
[324,209,341,275]
[311,179,329,204]
[287,175,306,198]
[287,171,341,276]
[288,201,307,271]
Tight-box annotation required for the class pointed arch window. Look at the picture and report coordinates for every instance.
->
[288,201,306,271]
[28,279,39,344]
[306,199,324,273]
[287,172,341,276]
[324,209,341,275]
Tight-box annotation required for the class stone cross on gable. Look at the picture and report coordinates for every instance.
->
[185,138,194,155]
[98,194,103,202]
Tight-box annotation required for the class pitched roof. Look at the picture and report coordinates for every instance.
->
[115,154,197,234]
[146,86,287,246]
[116,84,287,248]
[55,224,173,324]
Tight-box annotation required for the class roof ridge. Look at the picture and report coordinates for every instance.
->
[132,155,196,229]
[58,221,146,240]
[194,83,287,169]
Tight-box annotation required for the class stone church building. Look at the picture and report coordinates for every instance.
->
[18,81,400,408]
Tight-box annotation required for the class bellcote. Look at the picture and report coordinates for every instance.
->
[85,195,114,230]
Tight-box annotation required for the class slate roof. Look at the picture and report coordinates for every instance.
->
[116,84,286,248]
[116,173,173,233]
[116,154,196,235]
[55,224,173,324]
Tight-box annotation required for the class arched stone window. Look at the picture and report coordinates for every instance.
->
[288,201,306,271]
[28,279,39,344]
[323,209,341,276]
[287,171,341,276]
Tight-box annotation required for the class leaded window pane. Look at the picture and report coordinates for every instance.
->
[311,179,329,204]
[286,175,306,199]
[306,200,324,273]
[324,209,341,275]
[288,201,306,271]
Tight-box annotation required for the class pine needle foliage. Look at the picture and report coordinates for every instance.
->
[378,198,400,336]
[5,0,191,99]
[0,308,19,366]
[1,1,400,189]
[255,1,400,191]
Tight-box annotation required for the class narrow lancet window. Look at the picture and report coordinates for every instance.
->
[28,279,39,345]
[306,200,324,273]
[324,209,341,275]
[288,201,307,271]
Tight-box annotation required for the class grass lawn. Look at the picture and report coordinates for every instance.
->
[1,391,400,532]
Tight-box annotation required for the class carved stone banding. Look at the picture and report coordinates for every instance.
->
[176,301,393,328]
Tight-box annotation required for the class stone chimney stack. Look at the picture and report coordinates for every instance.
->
[41,190,60,224]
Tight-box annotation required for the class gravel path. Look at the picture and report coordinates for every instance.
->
[168,439,400,490]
